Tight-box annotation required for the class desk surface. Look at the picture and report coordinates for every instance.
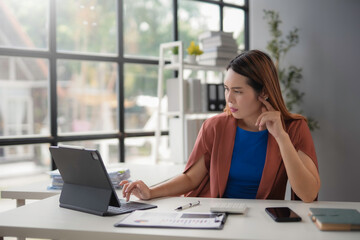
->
[0,195,359,240]
[1,163,185,205]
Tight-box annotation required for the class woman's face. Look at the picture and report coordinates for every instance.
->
[224,68,263,122]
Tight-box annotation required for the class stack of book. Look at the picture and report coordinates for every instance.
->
[48,168,131,190]
[309,208,360,231]
[198,31,238,67]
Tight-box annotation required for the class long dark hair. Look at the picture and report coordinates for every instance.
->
[224,50,305,125]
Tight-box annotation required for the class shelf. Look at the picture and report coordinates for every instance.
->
[160,111,221,118]
[160,111,181,117]
[185,112,219,120]
[164,63,226,72]
[155,41,226,164]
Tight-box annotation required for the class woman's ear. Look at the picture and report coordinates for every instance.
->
[260,91,269,100]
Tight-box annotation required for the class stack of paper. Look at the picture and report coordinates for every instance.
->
[48,168,130,190]
[198,31,238,67]
[48,170,63,190]
[108,168,131,189]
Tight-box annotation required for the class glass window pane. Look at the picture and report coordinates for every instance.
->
[0,57,49,137]
[59,139,119,165]
[224,7,245,50]
[124,63,158,131]
[178,1,220,55]
[57,60,118,134]
[0,144,51,176]
[0,0,49,49]
[123,0,173,58]
[56,0,117,55]
[224,0,245,6]
[125,136,169,164]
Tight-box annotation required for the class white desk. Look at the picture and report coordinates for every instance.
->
[0,196,359,240]
[1,163,185,207]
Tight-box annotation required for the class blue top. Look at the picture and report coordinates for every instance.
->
[223,127,268,199]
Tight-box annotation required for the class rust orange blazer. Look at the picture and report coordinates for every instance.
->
[183,113,318,200]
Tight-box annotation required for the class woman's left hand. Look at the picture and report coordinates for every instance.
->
[255,97,287,139]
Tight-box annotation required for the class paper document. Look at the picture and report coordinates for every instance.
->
[114,211,227,229]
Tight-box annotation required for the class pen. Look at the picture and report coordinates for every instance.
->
[175,200,200,211]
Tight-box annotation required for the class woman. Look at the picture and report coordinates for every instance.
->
[121,50,320,203]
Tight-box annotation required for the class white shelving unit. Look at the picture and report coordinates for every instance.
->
[155,41,225,163]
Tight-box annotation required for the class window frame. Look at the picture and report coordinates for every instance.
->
[0,0,249,170]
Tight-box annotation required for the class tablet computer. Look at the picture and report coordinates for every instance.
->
[49,145,157,216]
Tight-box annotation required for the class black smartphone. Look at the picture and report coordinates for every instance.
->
[265,207,302,222]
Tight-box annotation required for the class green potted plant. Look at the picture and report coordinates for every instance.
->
[171,46,179,64]
[263,10,319,131]
[186,41,203,64]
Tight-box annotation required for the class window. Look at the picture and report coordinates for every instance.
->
[224,7,246,50]
[0,57,49,137]
[0,0,49,50]
[56,0,117,55]
[57,60,118,134]
[124,63,158,131]
[0,0,248,173]
[123,0,173,58]
[178,1,220,55]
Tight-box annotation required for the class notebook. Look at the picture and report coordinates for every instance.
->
[49,145,157,216]
[309,208,360,231]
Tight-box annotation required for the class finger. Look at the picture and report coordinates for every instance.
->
[259,113,280,128]
[255,112,268,126]
[119,180,129,186]
[122,183,130,198]
[119,180,129,192]
[258,96,274,111]
[125,184,136,202]
[124,181,137,194]
[124,181,142,201]
[258,119,267,131]
[257,113,274,130]
[126,191,131,202]
[258,117,265,130]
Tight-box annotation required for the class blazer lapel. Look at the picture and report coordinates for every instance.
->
[256,134,282,199]
[217,116,237,197]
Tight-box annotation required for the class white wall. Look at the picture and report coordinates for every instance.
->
[250,0,360,201]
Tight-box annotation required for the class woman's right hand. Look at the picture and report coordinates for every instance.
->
[120,180,152,202]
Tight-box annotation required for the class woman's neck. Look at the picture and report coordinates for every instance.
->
[237,117,261,132]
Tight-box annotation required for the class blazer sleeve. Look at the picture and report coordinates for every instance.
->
[292,120,318,169]
[288,120,319,200]
[183,119,213,174]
